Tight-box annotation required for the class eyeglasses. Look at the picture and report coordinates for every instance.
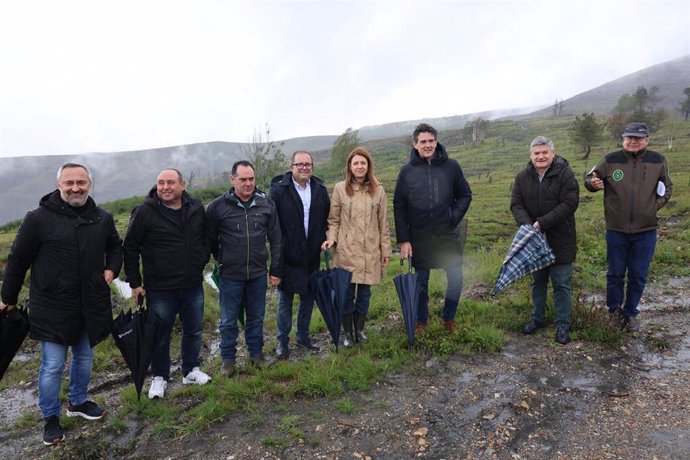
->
[292,163,313,169]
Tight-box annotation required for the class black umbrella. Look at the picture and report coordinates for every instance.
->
[0,307,30,382]
[111,296,165,400]
[393,258,420,347]
[312,249,352,351]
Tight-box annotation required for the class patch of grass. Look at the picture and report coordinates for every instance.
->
[278,414,304,440]
[15,410,38,429]
[334,397,356,414]
[261,435,289,448]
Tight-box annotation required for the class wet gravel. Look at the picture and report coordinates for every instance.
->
[2,277,690,459]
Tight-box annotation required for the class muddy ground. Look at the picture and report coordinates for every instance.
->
[1,277,689,459]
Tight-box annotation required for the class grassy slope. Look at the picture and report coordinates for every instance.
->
[1,116,689,443]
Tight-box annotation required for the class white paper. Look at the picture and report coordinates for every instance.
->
[657,181,666,196]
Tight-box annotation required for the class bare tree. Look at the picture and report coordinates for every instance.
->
[552,99,565,117]
[239,123,286,191]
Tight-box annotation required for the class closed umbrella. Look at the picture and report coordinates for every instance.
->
[312,250,352,351]
[111,296,165,400]
[0,307,30,381]
[393,258,419,347]
[493,224,556,295]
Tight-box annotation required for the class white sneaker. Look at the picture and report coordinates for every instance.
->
[148,376,167,399]
[182,367,211,385]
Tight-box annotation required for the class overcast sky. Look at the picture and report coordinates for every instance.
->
[1,0,688,158]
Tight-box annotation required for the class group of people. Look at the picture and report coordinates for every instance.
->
[512,122,672,345]
[0,122,672,446]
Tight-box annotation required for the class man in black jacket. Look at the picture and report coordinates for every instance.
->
[207,161,282,376]
[123,169,212,399]
[510,136,579,344]
[1,163,122,446]
[393,123,472,336]
[269,151,330,359]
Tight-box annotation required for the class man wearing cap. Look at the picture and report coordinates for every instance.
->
[585,122,673,332]
[511,136,579,344]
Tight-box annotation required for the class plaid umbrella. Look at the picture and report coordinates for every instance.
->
[493,224,556,295]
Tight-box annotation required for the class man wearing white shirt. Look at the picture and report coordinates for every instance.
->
[269,151,330,359]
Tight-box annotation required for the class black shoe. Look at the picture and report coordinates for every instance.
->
[66,400,105,420]
[609,309,624,330]
[625,316,640,333]
[249,354,266,368]
[223,360,236,377]
[296,338,320,352]
[42,416,64,446]
[523,320,544,335]
[555,326,571,345]
[276,342,290,359]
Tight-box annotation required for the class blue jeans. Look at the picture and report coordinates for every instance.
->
[146,284,204,379]
[219,276,266,361]
[606,229,657,318]
[39,331,93,418]
[276,290,315,346]
[531,263,573,328]
[344,284,372,316]
[416,257,463,324]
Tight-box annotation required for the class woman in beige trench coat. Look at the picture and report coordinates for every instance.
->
[322,147,392,347]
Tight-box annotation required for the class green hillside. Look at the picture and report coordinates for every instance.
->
[1,115,688,446]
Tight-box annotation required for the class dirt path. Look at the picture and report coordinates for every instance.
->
[2,277,689,459]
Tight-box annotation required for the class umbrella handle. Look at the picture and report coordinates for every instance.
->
[324,248,330,270]
[137,294,144,308]
[400,257,413,273]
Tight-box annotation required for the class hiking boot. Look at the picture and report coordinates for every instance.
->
[414,323,427,338]
[249,354,266,368]
[444,320,458,333]
[42,416,64,446]
[296,337,320,352]
[625,316,640,333]
[343,332,354,348]
[276,342,290,360]
[66,400,105,420]
[609,309,624,330]
[183,367,211,385]
[523,320,544,335]
[148,376,167,399]
[555,326,571,345]
[223,360,236,377]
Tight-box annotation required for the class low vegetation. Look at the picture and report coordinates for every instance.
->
[1,116,689,446]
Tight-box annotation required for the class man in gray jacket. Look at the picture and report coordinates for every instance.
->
[207,160,282,376]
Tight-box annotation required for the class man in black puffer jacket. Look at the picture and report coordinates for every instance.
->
[123,169,212,399]
[1,163,122,446]
[394,123,472,336]
[511,136,579,344]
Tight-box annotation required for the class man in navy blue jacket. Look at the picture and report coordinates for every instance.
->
[393,123,472,336]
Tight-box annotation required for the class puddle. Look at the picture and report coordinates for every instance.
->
[642,335,690,379]
[0,387,37,426]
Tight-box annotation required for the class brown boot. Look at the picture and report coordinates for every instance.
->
[444,320,458,333]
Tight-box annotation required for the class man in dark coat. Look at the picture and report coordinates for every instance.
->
[1,163,122,446]
[123,169,212,399]
[393,123,472,335]
[207,160,282,376]
[269,151,330,359]
[511,136,579,344]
